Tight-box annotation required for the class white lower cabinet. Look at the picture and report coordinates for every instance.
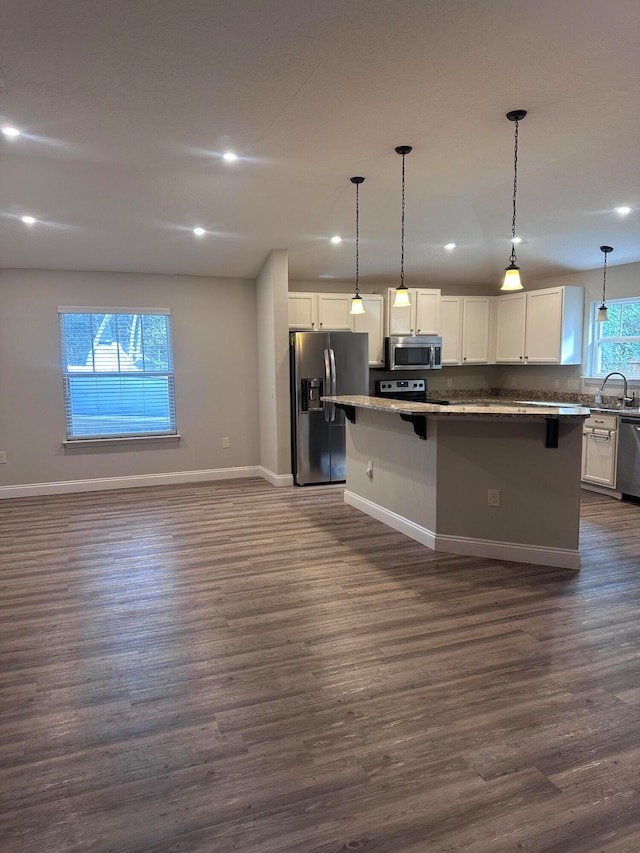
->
[581,413,618,488]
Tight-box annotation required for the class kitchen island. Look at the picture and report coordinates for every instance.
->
[322,395,590,569]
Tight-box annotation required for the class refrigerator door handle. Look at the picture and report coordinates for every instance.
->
[323,348,332,422]
[329,348,337,421]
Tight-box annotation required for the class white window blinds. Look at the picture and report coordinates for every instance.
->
[58,308,177,440]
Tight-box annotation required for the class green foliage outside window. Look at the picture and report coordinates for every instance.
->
[592,299,640,376]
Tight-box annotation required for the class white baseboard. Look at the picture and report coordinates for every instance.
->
[344,490,581,570]
[0,466,268,499]
[258,467,294,487]
[344,490,437,549]
[581,483,621,499]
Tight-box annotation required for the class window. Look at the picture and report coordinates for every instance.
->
[59,308,176,440]
[589,297,640,378]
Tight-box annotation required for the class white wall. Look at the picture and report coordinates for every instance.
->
[0,270,259,494]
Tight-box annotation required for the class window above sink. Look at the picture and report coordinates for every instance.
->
[588,297,640,379]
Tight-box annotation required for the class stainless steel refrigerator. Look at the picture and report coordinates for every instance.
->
[290,330,369,485]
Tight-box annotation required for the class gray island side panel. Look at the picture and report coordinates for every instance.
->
[341,401,583,568]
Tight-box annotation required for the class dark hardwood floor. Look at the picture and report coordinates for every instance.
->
[0,480,639,852]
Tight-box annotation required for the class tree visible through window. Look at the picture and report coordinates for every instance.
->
[59,308,176,439]
[590,298,640,378]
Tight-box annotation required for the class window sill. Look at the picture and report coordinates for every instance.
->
[63,434,181,448]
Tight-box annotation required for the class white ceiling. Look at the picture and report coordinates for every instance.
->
[1,0,639,287]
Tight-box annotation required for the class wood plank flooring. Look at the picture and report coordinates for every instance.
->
[0,480,639,852]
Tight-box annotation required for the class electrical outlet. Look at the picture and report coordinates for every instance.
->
[446,378,453,388]
[222,437,230,448]
[568,379,580,391]
[487,489,501,507]
[509,376,517,388]
[0,451,6,464]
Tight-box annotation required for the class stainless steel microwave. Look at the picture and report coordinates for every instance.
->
[385,335,443,371]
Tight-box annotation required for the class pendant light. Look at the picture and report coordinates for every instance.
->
[349,176,366,315]
[501,110,527,291]
[596,245,613,322]
[393,145,412,308]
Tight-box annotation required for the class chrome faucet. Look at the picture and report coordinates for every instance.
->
[595,372,633,408]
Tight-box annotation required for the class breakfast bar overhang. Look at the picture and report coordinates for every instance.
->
[323,396,590,570]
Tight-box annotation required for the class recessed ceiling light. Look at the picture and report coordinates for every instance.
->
[21,215,36,224]
[615,205,633,216]
[2,126,20,137]
[444,242,456,251]
[330,235,342,244]
[193,227,206,236]
[222,152,238,162]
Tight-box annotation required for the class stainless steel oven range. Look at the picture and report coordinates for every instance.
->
[374,378,450,405]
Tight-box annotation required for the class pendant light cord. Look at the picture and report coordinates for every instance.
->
[400,150,406,288]
[510,117,520,265]
[601,247,611,304]
[355,181,360,297]
[350,176,365,303]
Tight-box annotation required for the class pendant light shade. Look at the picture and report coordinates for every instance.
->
[501,110,527,292]
[349,176,366,315]
[596,245,613,322]
[393,145,412,308]
[502,261,522,292]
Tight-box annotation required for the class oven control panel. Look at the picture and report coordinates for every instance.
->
[375,379,426,394]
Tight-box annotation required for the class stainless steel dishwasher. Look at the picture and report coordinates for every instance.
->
[618,417,640,501]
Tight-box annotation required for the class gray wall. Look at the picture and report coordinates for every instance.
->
[256,250,293,483]
[0,269,259,492]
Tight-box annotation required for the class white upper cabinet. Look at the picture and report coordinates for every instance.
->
[440,296,463,365]
[288,292,318,330]
[288,291,385,366]
[440,295,493,365]
[495,286,584,364]
[352,294,385,366]
[495,293,527,362]
[317,293,353,330]
[462,296,493,364]
[288,292,353,331]
[386,288,441,336]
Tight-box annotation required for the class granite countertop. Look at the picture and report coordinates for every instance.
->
[322,395,591,419]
